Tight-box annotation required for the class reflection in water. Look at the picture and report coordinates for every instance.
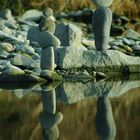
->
[40,85,63,140]
[95,96,116,140]
[0,78,140,140]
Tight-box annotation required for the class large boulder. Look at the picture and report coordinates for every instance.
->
[56,47,140,73]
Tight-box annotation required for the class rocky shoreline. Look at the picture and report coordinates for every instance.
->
[0,9,140,82]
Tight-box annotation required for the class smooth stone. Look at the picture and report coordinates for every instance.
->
[125,29,140,40]
[40,70,62,81]
[92,0,113,7]
[21,9,42,22]
[0,9,15,23]
[0,42,14,52]
[81,38,95,48]
[43,8,54,17]
[11,53,34,68]
[122,38,131,46]
[40,47,55,71]
[132,45,140,51]
[4,22,18,30]
[27,27,60,48]
[92,7,112,51]
[30,60,40,69]
[40,112,63,129]
[41,89,56,114]
[109,40,124,47]
[0,49,9,59]
[39,17,55,33]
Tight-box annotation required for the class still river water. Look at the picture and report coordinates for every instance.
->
[0,74,140,140]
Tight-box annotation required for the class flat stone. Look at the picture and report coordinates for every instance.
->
[92,0,113,7]
[57,47,140,73]
[11,53,34,68]
[125,29,140,40]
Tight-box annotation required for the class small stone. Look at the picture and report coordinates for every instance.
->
[111,24,125,36]
[125,29,140,40]
[40,47,55,71]
[40,112,63,129]
[0,42,14,52]
[11,53,34,68]
[0,9,15,22]
[92,0,113,7]
[96,72,108,79]
[132,45,140,51]
[92,7,112,51]
[122,38,131,46]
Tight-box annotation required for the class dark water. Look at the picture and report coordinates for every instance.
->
[0,77,140,140]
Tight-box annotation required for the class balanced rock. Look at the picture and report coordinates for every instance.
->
[92,0,113,7]
[92,7,112,51]
[27,27,60,48]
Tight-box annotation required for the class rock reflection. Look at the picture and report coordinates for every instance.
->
[95,96,116,140]
[40,84,63,140]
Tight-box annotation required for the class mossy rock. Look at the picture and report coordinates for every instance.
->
[40,70,63,81]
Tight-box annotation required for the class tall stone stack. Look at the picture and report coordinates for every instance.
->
[39,8,60,71]
[92,0,113,51]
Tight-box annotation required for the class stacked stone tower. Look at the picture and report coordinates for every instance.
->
[92,0,113,51]
[39,8,60,71]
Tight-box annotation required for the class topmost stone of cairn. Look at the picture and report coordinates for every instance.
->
[92,0,113,7]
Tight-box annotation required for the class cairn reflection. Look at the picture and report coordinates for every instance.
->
[95,96,116,140]
[40,84,63,140]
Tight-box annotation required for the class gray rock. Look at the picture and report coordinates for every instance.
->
[40,112,63,129]
[40,70,62,81]
[39,17,55,33]
[41,89,56,114]
[125,29,140,40]
[92,0,113,7]
[54,23,82,47]
[0,49,9,59]
[92,7,112,51]
[0,42,14,52]
[132,45,140,51]
[27,27,60,48]
[21,9,42,22]
[11,53,34,68]
[122,38,131,46]
[57,47,140,73]
[0,9,15,23]
[40,47,55,70]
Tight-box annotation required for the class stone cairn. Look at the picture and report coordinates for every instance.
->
[39,8,60,71]
[92,0,113,51]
